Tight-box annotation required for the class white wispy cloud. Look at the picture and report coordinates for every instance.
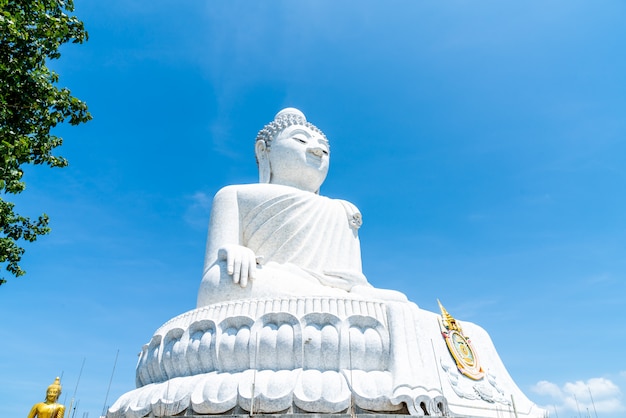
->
[533,381,562,398]
[183,191,213,229]
[532,377,624,416]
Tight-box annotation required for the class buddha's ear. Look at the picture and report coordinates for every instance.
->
[255,140,271,183]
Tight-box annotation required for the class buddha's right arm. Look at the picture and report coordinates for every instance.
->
[27,405,38,418]
[202,186,257,288]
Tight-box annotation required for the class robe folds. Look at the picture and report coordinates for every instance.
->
[242,187,368,291]
[197,184,373,307]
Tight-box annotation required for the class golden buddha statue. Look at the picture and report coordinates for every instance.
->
[27,377,65,418]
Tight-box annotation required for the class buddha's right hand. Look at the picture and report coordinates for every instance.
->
[217,245,258,287]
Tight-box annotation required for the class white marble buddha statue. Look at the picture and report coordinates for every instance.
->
[197,107,404,307]
[107,108,546,418]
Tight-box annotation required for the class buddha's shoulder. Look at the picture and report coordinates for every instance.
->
[333,199,363,229]
[213,183,261,198]
[214,183,310,199]
[213,184,361,217]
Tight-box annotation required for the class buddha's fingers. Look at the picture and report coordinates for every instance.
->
[232,255,242,284]
[218,248,235,277]
[217,245,258,287]
[239,256,250,287]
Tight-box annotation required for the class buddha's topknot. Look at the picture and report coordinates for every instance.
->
[255,108,327,147]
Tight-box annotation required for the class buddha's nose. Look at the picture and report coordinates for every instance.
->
[309,147,324,157]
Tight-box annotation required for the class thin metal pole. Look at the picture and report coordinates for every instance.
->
[59,371,66,406]
[510,394,519,418]
[430,339,444,395]
[349,329,355,418]
[430,338,449,416]
[574,393,582,418]
[250,333,259,416]
[71,399,80,418]
[587,386,598,418]
[72,359,86,402]
[69,359,86,418]
[101,349,119,417]
[66,399,73,418]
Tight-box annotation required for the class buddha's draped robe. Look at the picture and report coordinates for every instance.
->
[241,189,368,291]
[27,403,65,418]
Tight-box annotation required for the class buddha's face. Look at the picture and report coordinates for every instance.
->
[46,387,60,402]
[266,125,330,192]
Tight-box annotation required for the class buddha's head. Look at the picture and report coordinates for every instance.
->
[45,377,62,403]
[255,108,330,193]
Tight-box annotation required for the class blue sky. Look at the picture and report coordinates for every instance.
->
[2,1,625,417]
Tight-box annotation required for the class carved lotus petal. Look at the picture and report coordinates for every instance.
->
[150,376,191,416]
[190,372,239,414]
[238,369,298,413]
[294,369,351,413]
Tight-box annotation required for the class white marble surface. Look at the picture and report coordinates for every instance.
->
[107,109,546,417]
[198,108,377,307]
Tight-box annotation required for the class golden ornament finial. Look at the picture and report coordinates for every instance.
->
[437,299,484,380]
[47,377,62,394]
[437,299,461,332]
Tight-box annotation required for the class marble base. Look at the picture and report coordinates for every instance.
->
[107,297,545,418]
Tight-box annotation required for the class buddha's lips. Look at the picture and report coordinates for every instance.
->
[305,152,324,165]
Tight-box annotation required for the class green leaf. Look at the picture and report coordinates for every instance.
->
[0,0,90,285]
